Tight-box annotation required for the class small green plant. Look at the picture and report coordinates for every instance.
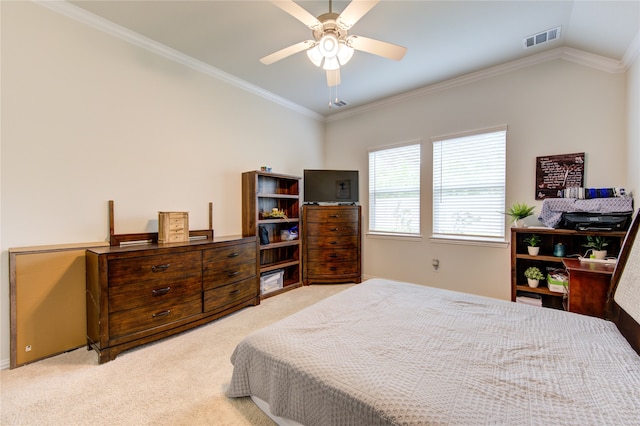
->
[523,234,541,247]
[524,266,544,280]
[505,202,535,223]
[582,236,609,251]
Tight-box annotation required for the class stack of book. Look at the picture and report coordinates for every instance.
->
[516,292,542,307]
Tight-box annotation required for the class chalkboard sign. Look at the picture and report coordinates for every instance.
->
[535,152,584,199]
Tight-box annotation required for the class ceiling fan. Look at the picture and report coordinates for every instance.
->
[260,0,407,87]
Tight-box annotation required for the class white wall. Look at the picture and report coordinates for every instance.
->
[325,59,629,300]
[0,2,324,367]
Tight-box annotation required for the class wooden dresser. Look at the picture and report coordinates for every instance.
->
[302,205,361,285]
[86,236,259,363]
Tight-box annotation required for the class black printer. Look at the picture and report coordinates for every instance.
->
[558,212,633,231]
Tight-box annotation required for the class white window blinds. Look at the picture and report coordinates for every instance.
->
[432,128,506,240]
[369,143,421,235]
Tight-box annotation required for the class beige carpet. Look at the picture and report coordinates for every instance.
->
[1,283,354,426]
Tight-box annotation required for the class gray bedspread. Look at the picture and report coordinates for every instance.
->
[228,279,640,425]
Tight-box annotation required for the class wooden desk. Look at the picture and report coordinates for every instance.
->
[562,258,615,318]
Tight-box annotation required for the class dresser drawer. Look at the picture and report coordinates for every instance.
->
[109,276,201,313]
[305,235,359,249]
[203,241,255,266]
[204,277,258,313]
[304,207,359,223]
[203,261,256,291]
[306,248,358,263]
[109,294,202,338]
[305,222,358,236]
[108,252,201,287]
[203,242,257,290]
[306,262,359,276]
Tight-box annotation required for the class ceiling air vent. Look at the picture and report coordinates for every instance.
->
[331,99,348,108]
[524,26,561,48]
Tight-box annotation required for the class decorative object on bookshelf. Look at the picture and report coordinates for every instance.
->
[262,208,288,220]
[505,202,535,227]
[523,234,541,255]
[525,266,544,287]
[553,242,565,257]
[583,235,609,259]
[259,225,269,245]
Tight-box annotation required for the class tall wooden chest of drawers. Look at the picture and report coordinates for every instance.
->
[302,205,361,285]
[86,236,259,364]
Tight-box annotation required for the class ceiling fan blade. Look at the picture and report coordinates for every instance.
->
[326,69,341,87]
[348,35,407,61]
[270,0,322,30]
[337,0,380,30]
[260,40,314,65]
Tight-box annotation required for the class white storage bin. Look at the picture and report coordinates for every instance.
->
[260,270,284,294]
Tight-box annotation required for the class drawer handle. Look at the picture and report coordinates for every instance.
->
[329,253,338,258]
[329,241,338,245]
[151,264,170,273]
[227,252,240,258]
[152,310,171,318]
[329,267,338,271]
[227,270,240,277]
[330,214,339,218]
[151,286,171,296]
[228,289,240,296]
[330,227,339,231]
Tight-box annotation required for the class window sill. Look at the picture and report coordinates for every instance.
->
[366,232,423,242]
[430,235,509,248]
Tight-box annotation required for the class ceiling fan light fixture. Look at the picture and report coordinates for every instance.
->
[306,45,324,67]
[318,34,339,58]
[322,55,340,70]
[337,42,354,65]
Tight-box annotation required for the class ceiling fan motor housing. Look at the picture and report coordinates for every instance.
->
[312,13,348,43]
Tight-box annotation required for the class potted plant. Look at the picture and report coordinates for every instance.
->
[505,202,535,227]
[523,234,541,256]
[583,236,609,259]
[524,266,544,288]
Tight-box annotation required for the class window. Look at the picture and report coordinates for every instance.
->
[368,142,421,235]
[432,127,506,240]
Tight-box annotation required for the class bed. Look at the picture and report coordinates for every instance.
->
[228,210,640,425]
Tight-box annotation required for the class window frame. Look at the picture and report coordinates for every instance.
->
[431,126,508,244]
[368,140,422,237]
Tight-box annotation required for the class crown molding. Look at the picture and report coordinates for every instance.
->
[33,0,324,122]
[327,47,628,122]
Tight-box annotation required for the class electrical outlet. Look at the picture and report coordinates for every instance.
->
[25,345,32,352]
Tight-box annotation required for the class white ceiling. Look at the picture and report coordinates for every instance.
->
[67,1,639,117]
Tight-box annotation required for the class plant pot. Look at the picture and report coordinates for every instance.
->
[592,250,607,259]
[527,246,540,256]
[527,278,540,288]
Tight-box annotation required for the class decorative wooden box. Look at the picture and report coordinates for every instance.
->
[158,212,189,243]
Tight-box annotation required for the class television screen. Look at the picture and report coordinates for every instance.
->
[303,169,359,204]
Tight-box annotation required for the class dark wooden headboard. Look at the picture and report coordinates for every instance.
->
[606,208,640,355]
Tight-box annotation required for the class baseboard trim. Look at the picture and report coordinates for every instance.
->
[1,358,10,370]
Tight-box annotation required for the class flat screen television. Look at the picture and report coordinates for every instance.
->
[303,169,359,204]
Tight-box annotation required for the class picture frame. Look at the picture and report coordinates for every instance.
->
[535,152,585,199]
